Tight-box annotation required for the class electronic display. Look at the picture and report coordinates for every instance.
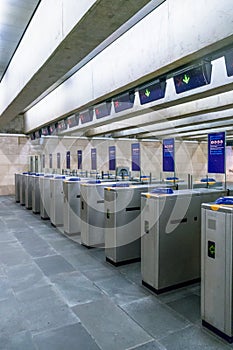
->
[49,124,57,135]
[34,130,41,139]
[67,114,79,128]
[95,101,112,119]
[163,138,175,172]
[113,91,135,113]
[80,109,93,124]
[41,126,50,136]
[208,132,225,174]
[139,81,166,104]
[173,62,212,94]
[224,49,233,77]
[57,119,67,132]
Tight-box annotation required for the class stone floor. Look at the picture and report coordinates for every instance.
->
[0,195,232,349]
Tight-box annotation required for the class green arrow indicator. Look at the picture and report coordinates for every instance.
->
[209,245,215,255]
[145,89,150,97]
[183,74,190,84]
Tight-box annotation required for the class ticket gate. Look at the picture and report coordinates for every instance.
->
[15,173,20,203]
[50,176,66,227]
[104,183,160,266]
[141,188,227,294]
[32,173,44,214]
[19,172,29,205]
[81,181,114,248]
[201,197,233,343]
[40,174,54,219]
[25,173,36,209]
[63,177,89,235]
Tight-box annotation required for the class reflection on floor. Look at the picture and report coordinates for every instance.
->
[0,196,231,350]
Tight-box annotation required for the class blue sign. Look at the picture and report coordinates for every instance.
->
[224,50,233,77]
[95,102,111,119]
[66,151,71,169]
[109,146,116,171]
[42,154,45,169]
[113,92,135,113]
[173,62,212,94]
[139,81,166,105]
[132,143,140,171]
[57,153,61,169]
[49,154,53,168]
[77,150,82,170]
[91,148,97,170]
[163,138,175,172]
[208,132,225,174]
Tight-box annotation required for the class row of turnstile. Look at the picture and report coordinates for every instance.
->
[15,172,233,343]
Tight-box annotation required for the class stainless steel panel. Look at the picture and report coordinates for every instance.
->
[50,178,65,227]
[15,173,20,202]
[32,175,42,213]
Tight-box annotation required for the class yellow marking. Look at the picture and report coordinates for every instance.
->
[146,194,151,199]
[210,205,220,211]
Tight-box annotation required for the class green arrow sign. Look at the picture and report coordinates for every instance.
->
[209,245,215,255]
[145,89,150,97]
[183,74,190,84]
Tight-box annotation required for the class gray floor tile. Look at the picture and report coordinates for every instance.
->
[72,297,152,350]
[34,255,75,276]
[95,275,149,306]
[157,286,194,304]
[16,285,79,334]
[33,323,101,350]
[6,263,49,292]
[49,239,82,254]
[119,262,142,284]
[16,235,56,258]
[127,340,166,350]
[50,271,105,307]
[82,266,118,282]
[160,325,231,349]
[0,331,37,350]
[167,294,201,324]
[0,296,27,337]
[62,251,101,271]
[121,296,190,340]
[0,247,32,267]
[0,276,14,301]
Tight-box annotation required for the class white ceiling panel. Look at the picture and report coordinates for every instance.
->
[0,0,40,81]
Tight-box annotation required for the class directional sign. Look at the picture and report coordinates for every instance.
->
[49,123,57,135]
[41,126,50,136]
[132,143,140,171]
[35,130,41,139]
[67,114,79,128]
[208,240,215,259]
[224,49,233,77]
[113,91,135,113]
[139,81,166,105]
[57,119,67,132]
[95,101,112,119]
[109,146,116,171]
[80,109,93,124]
[173,62,212,94]
[66,151,71,169]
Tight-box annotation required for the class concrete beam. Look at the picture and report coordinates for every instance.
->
[0,0,151,126]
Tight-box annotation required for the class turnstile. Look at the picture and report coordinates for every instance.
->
[201,198,233,343]
[15,173,20,203]
[81,181,114,248]
[19,172,28,205]
[50,176,66,227]
[32,173,44,214]
[141,188,227,294]
[25,173,36,209]
[104,183,159,266]
[63,177,89,235]
[40,174,54,219]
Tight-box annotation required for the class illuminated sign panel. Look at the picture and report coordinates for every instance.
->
[224,50,233,77]
[49,124,57,135]
[67,114,78,128]
[139,81,166,104]
[35,130,41,139]
[173,62,212,94]
[57,119,67,132]
[95,102,112,119]
[41,126,50,136]
[113,92,135,113]
[80,109,93,124]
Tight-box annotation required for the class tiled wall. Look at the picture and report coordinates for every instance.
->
[3,135,231,196]
[0,135,32,195]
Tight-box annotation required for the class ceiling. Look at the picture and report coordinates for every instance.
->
[0,0,40,82]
